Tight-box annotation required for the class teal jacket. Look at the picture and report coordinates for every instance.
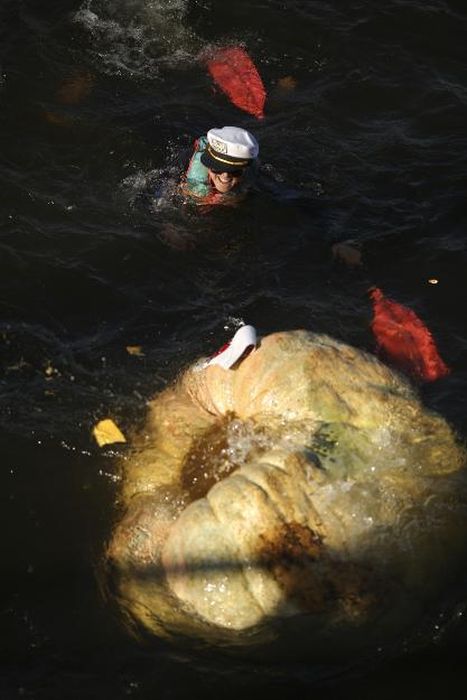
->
[184,136,212,200]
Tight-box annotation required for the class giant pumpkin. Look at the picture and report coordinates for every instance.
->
[106,331,467,658]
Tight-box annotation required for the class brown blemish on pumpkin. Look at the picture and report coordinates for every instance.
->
[257,522,379,619]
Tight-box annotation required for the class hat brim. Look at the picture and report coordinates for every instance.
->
[201,148,252,174]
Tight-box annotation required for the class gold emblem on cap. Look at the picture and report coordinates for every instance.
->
[210,138,228,154]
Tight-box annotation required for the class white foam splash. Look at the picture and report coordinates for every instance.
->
[72,0,200,78]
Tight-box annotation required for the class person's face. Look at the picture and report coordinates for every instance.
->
[208,169,244,194]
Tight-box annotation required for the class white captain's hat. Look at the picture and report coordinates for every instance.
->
[201,126,259,173]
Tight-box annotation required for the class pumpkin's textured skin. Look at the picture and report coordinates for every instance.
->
[107,331,467,657]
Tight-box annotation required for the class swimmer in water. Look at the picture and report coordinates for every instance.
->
[181,126,259,205]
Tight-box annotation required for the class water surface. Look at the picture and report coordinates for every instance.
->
[2,1,467,698]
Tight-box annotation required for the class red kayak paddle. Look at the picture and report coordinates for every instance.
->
[369,287,450,382]
[205,46,266,119]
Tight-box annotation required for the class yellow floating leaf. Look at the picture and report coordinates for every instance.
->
[126,345,144,356]
[93,418,126,447]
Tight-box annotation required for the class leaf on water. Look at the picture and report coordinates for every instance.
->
[44,362,60,378]
[41,110,74,127]
[56,69,95,105]
[332,242,362,267]
[277,75,298,91]
[93,418,127,447]
[126,345,144,356]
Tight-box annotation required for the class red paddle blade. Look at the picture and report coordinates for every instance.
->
[369,287,450,382]
[205,46,266,119]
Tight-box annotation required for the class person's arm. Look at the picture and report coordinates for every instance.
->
[180,137,212,201]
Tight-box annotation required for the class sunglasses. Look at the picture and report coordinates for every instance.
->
[210,169,245,178]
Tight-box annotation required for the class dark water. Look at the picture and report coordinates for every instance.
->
[2,0,467,697]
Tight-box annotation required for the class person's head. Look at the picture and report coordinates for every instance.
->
[201,126,259,193]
